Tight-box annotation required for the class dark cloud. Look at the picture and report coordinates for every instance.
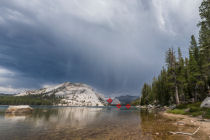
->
[0,0,202,95]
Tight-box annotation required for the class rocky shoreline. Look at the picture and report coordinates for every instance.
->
[136,104,176,111]
[161,111,210,138]
[136,104,210,138]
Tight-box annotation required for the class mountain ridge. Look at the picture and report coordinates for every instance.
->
[115,95,139,104]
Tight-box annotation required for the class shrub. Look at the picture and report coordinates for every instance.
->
[202,109,210,119]
[176,104,188,109]
[189,106,201,113]
[167,109,186,115]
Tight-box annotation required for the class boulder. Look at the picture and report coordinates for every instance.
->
[6,105,33,114]
[169,104,176,110]
[163,106,169,110]
[200,97,210,108]
[140,105,147,109]
[147,104,154,108]
[184,108,190,112]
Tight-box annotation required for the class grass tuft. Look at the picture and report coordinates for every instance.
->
[167,102,210,119]
[167,109,186,115]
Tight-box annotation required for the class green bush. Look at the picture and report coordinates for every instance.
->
[176,104,188,109]
[188,102,201,108]
[202,109,210,119]
[190,111,203,117]
[168,102,210,119]
[167,109,186,115]
[189,106,201,113]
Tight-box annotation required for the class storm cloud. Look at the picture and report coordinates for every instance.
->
[0,0,202,95]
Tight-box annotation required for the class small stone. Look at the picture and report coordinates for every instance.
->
[184,108,190,112]
[177,121,185,126]
[155,132,159,135]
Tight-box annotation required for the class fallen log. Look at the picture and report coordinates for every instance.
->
[169,127,200,136]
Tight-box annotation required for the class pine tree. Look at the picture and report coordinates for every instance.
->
[190,35,199,62]
[151,77,158,104]
[157,68,171,105]
[140,83,152,105]
[140,0,210,106]
[189,50,199,101]
[183,57,191,101]
[198,0,210,96]
[166,48,180,104]
[176,48,186,103]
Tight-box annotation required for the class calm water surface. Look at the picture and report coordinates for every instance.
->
[0,106,208,140]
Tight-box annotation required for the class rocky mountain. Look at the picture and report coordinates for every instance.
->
[16,82,107,106]
[111,98,121,105]
[116,95,139,105]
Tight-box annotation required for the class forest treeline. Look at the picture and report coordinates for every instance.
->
[140,0,210,106]
[0,94,61,105]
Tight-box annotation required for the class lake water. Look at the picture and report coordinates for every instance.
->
[0,106,208,140]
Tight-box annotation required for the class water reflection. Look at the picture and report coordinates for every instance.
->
[31,107,103,129]
[5,114,27,121]
[4,107,103,129]
[0,106,208,140]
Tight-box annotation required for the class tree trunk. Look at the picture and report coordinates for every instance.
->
[194,85,198,102]
[175,86,180,105]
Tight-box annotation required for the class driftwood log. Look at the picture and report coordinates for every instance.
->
[169,127,200,136]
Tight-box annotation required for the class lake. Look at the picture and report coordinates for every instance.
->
[0,106,208,140]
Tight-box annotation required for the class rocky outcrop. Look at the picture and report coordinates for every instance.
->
[6,105,33,114]
[16,82,106,106]
[200,97,210,108]
[111,98,121,105]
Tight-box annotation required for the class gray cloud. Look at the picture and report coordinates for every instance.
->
[0,0,202,95]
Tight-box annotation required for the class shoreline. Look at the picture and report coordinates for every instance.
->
[160,111,210,137]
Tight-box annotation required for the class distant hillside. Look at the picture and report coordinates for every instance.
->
[116,95,139,105]
[0,93,13,96]
[111,98,121,105]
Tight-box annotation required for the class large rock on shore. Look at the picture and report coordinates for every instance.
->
[6,105,33,114]
[200,97,210,108]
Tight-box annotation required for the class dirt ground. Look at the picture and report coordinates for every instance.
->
[161,112,210,139]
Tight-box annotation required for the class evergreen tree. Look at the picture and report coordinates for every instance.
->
[199,0,210,96]
[189,49,199,101]
[140,83,152,105]
[139,0,210,106]
[176,48,186,103]
[166,48,180,104]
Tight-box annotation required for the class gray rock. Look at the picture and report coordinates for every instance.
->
[184,108,190,112]
[140,105,147,109]
[169,104,176,110]
[200,97,210,108]
[148,104,155,109]
[156,105,161,108]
